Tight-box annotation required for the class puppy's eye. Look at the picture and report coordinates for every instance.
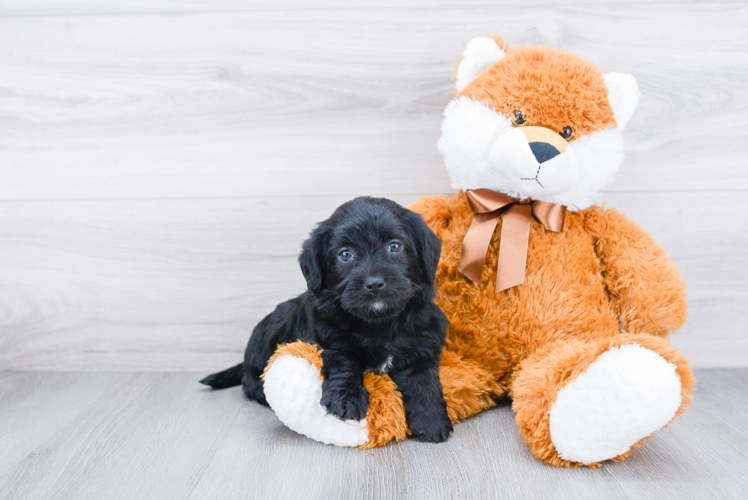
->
[512,109,528,126]
[338,249,353,262]
[387,241,402,253]
[560,126,574,141]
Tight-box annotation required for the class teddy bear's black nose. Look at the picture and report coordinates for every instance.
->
[529,142,561,164]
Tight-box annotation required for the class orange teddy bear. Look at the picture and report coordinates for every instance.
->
[261,36,695,467]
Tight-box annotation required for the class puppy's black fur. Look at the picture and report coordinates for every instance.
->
[201,197,453,442]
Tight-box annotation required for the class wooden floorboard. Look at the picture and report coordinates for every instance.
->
[0,369,746,499]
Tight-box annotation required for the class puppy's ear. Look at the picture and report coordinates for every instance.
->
[299,224,328,293]
[404,211,442,285]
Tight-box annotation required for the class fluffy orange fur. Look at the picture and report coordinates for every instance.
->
[263,342,324,378]
[266,42,694,466]
[264,192,695,460]
[360,372,409,448]
[415,193,691,466]
[263,341,410,448]
[266,193,693,464]
[459,37,617,136]
[511,334,695,467]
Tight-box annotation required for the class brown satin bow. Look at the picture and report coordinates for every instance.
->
[458,189,566,292]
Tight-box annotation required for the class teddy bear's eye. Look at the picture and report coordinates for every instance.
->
[560,126,574,141]
[512,110,528,126]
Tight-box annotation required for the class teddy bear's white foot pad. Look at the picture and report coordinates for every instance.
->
[549,344,682,464]
[263,354,369,447]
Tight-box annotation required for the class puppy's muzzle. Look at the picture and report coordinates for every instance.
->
[489,126,579,197]
[364,276,386,294]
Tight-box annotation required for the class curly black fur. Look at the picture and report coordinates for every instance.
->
[201,197,453,443]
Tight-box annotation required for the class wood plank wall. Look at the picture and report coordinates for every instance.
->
[1,1,746,370]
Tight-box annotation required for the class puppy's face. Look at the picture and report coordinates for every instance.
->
[299,197,441,323]
[326,210,419,323]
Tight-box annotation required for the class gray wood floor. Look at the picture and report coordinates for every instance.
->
[1,368,746,500]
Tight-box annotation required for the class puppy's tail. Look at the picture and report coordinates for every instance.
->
[200,363,244,389]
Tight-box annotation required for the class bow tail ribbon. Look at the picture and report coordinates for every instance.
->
[496,203,533,292]
[458,189,566,292]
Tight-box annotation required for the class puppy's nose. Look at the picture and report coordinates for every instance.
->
[364,277,386,293]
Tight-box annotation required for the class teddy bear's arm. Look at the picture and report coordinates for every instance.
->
[587,207,687,337]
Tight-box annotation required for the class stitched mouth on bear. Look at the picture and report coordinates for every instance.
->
[487,127,580,197]
[438,96,627,210]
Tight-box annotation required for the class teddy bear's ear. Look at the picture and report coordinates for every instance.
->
[603,72,640,131]
[455,37,506,92]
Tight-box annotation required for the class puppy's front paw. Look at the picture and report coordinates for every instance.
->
[409,410,453,443]
[321,381,369,421]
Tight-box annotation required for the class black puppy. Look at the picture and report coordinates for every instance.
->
[201,197,453,443]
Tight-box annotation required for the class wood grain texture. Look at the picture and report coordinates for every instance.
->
[0,2,746,371]
[1,369,746,499]
[0,190,745,371]
[0,3,747,201]
[0,1,728,18]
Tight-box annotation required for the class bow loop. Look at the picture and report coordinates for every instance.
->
[465,189,516,214]
[458,189,566,292]
[531,200,566,233]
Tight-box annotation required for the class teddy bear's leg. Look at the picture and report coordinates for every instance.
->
[511,333,695,467]
[262,342,499,448]
[439,349,500,423]
[261,341,409,448]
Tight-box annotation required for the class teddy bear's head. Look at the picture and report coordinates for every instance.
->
[437,36,640,211]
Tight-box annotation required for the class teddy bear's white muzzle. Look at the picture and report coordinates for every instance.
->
[489,127,579,197]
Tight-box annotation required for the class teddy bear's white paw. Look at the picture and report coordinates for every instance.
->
[263,354,369,447]
[548,344,682,464]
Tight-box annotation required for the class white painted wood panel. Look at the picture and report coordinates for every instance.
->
[1,4,747,201]
[0,2,745,370]
[602,191,748,368]
[1,191,744,370]
[0,1,722,18]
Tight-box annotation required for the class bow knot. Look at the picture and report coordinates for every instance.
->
[458,189,566,292]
